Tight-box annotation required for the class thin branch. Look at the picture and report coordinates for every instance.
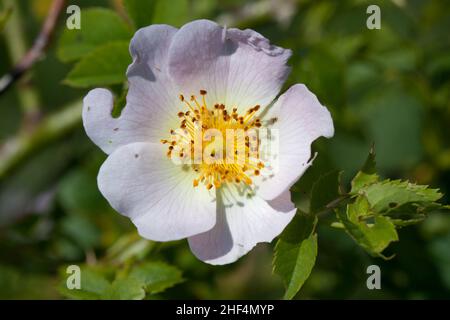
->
[2,0,41,113]
[0,99,82,179]
[316,194,352,218]
[0,0,66,96]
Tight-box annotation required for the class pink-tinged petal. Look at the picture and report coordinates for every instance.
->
[82,88,118,154]
[82,25,179,154]
[168,20,291,112]
[256,84,334,200]
[168,20,229,107]
[98,142,216,241]
[224,28,291,111]
[188,188,296,265]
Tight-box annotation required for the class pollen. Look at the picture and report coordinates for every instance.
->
[162,90,265,190]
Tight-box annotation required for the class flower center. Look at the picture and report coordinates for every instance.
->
[161,90,266,190]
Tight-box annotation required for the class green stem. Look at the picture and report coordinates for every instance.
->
[316,194,352,218]
[0,99,82,179]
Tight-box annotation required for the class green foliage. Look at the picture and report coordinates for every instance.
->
[1,0,450,301]
[0,265,58,299]
[151,0,190,26]
[276,147,447,299]
[59,262,183,300]
[361,180,442,213]
[102,278,146,300]
[351,146,378,193]
[336,198,399,258]
[59,267,111,300]
[273,213,318,300]
[129,262,184,294]
[336,149,445,258]
[360,90,424,171]
[57,8,132,63]
[64,41,131,88]
[123,0,155,29]
[123,0,216,29]
[104,233,154,265]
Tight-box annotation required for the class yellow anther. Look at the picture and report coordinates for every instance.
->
[161,91,266,190]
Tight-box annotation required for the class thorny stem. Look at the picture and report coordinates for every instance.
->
[1,0,41,113]
[0,0,71,179]
[0,0,65,99]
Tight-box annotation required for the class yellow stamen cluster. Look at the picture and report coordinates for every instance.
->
[161,90,265,190]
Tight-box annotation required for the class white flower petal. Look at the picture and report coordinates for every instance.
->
[98,142,216,241]
[82,88,118,154]
[188,187,296,265]
[225,28,292,110]
[82,25,179,154]
[256,84,334,200]
[168,20,291,112]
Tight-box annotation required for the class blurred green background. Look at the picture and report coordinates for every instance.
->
[0,0,449,299]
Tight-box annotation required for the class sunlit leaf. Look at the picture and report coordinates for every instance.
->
[362,180,442,213]
[64,41,130,88]
[351,146,378,193]
[336,197,399,259]
[273,213,318,299]
[57,8,132,62]
[129,262,184,294]
[338,149,445,258]
[59,267,110,300]
[102,278,146,300]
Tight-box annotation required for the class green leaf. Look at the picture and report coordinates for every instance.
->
[362,180,443,213]
[102,278,146,300]
[337,148,446,258]
[64,41,131,88]
[273,213,318,299]
[59,265,147,300]
[105,233,152,264]
[57,8,132,62]
[310,170,342,214]
[59,267,110,300]
[60,214,101,250]
[123,0,155,29]
[362,216,399,255]
[336,197,399,259]
[151,0,190,26]
[0,265,57,299]
[58,169,105,214]
[129,262,184,294]
[351,146,378,193]
[112,87,129,118]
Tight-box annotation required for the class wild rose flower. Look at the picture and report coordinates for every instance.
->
[82,20,334,265]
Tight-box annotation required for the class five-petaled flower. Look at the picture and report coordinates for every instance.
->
[82,20,334,265]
